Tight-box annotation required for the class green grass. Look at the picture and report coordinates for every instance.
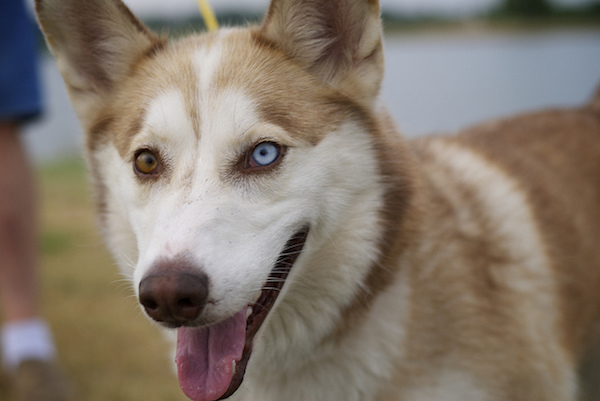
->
[28,158,184,400]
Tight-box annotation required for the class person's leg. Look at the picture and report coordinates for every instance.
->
[0,123,72,401]
[0,121,57,370]
[0,122,39,324]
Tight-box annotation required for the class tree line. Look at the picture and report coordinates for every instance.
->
[492,0,600,17]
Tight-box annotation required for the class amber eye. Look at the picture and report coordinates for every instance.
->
[134,150,159,175]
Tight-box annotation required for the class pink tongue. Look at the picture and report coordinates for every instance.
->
[176,308,247,401]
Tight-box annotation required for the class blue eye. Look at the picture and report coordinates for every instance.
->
[250,142,280,167]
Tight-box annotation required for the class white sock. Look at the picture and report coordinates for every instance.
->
[1,318,57,372]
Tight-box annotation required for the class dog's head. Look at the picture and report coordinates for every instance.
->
[36,0,405,399]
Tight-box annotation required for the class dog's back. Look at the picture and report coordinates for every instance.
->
[464,101,600,400]
[456,100,600,355]
[402,96,600,399]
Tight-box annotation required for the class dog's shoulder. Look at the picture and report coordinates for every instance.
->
[408,105,600,356]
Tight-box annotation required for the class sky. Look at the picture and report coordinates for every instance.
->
[119,0,595,19]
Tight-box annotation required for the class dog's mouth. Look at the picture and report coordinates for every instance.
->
[175,226,309,401]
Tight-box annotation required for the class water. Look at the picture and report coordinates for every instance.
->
[381,28,600,135]
[24,28,600,163]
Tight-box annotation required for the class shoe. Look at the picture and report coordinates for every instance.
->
[10,359,73,401]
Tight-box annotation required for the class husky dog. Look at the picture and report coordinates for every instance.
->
[35,0,600,400]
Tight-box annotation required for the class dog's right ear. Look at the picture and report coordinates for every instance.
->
[35,0,164,126]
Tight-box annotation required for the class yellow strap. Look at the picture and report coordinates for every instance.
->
[196,0,219,32]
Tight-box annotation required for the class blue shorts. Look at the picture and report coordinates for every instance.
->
[0,0,43,122]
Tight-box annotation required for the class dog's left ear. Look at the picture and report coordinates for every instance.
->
[260,0,383,106]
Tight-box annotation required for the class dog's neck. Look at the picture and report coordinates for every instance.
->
[236,108,425,401]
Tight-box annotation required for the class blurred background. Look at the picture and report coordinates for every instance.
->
[7,0,600,400]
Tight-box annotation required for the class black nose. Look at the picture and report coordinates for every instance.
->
[138,265,209,327]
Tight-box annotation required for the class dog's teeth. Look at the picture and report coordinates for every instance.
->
[246,306,253,319]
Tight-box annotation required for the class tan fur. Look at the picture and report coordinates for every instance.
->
[35,0,600,400]
[374,105,600,399]
[457,109,600,350]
